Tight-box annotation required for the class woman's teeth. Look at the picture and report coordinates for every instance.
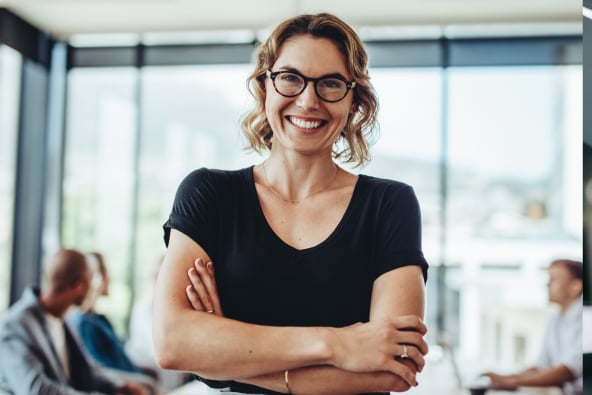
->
[289,117,322,129]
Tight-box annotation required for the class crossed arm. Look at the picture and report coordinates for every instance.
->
[153,229,428,394]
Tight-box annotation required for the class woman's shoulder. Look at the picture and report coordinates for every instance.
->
[181,166,251,182]
[357,173,414,196]
[177,166,253,193]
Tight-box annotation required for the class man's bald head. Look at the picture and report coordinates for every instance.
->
[42,249,91,295]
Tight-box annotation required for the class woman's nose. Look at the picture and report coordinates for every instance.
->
[295,81,320,110]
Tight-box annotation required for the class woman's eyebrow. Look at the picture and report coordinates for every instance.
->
[275,66,348,80]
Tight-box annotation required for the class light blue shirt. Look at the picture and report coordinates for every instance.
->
[535,299,583,395]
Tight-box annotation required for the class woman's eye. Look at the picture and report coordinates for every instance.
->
[280,73,301,83]
[320,79,343,89]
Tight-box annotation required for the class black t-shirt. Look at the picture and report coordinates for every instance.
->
[163,166,429,394]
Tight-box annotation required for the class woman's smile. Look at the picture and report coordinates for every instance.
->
[285,115,327,131]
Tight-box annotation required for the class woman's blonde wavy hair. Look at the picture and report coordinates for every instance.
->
[241,13,379,168]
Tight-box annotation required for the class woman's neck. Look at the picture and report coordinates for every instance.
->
[260,154,340,204]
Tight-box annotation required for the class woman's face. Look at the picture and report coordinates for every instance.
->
[265,35,355,158]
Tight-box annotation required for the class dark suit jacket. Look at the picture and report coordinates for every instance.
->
[0,287,119,394]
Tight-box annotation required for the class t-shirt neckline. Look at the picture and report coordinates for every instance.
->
[245,165,363,254]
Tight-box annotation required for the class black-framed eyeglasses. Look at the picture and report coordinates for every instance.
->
[266,70,356,103]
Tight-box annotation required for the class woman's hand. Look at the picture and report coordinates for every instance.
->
[185,258,224,316]
[329,315,428,386]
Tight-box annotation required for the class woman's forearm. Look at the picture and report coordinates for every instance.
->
[153,308,333,380]
[240,362,417,394]
[154,306,421,386]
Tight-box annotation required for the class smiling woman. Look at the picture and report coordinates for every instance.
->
[153,12,429,395]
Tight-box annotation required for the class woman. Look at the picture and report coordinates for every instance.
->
[154,12,429,395]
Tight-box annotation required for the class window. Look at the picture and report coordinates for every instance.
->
[0,45,21,313]
[446,65,582,373]
[135,64,259,299]
[364,68,442,344]
[62,67,137,333]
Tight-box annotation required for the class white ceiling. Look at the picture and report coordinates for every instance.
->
[0,0,583,41]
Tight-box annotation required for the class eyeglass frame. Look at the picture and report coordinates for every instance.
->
[266,70,356,103]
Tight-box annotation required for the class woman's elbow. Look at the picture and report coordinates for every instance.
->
[152,312,191,371]
[152,323,179,370]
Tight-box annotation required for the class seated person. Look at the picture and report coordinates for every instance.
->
[0,248,148,394]
[483,259,583,395]
[67,252,148,375]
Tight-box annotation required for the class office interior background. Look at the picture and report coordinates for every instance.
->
[0,0,585,390]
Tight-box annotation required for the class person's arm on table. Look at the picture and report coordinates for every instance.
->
[186,257,427,394]
[484,365,576,390]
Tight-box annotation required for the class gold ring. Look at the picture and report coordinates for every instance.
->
[400,344,408,359]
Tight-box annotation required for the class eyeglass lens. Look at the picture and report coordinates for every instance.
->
[273,72,349,102]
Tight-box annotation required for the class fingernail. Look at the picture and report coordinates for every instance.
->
[207,262,213,272]
[188,268,195,275]
[197,259,205,268]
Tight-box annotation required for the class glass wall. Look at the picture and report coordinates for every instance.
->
[364,68,443,346]
[366,68,442,257]
[0,45,21,314]
[135,64,260,300]
[446,65,582,375]
[62,67,137,333]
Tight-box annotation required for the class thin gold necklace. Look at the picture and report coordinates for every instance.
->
[261,161,339,204]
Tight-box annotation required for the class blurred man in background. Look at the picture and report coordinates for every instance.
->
[484,259,583,395]
[0,248,149,394]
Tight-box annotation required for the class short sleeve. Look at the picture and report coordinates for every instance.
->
[373,183,428,282]
[163,168,219,258]
[561,319,583,378]
[534,322,552,368]
[535,309,582,379]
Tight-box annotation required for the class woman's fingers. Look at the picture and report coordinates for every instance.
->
[396,343,425,373]
[205,261,224,316]
[331,316,427,385]
[185,282,205,310]
[187,258,224,316]
[394,330,429,356]
[188,259,214,312]
[394,315,428,335]
[385,359,418,387]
